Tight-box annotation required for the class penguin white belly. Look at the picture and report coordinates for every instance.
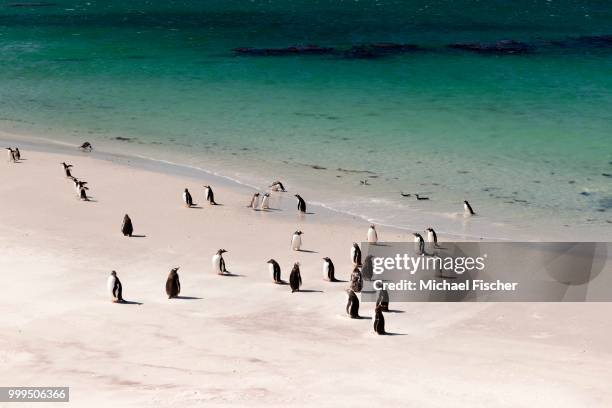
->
[269,263,275,280]
[183,192,188,204]
[107,276,116,299]
[368,229,377,243]
[261,196,269,209]
[252,197,260,209]
[291,235,301,250]
[351,247,356,263]
[464,203,472,216]
[212,254,222,273]
[323,262,329,279]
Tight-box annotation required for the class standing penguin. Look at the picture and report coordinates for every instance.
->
[165,267,180,298]
[107,270,124,303]
[247,193,260,209]
[203,185,217,205]
[351,242,362,266]
[425,227,438,245]
[322,257,336,281]
[413,233,425,255]
[464,200,476,216]
[295,194,306,213]
[376,288,390,312]
[260,193,270,210]
[121,214,134,237]
[267,259,282,283]
[212,249,228,275]
[350,267,363,293]
[13,148,21,161]
[289,262,302,293]
[346,289,360,318]
[373,304,386,335]
[79,186,89,201]
[6,148,15,162]
[367,224,378,244]
[361,255,374,281]
[291,231,303,251]
[183,188,194,207]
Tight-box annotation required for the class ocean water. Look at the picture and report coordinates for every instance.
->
[1,1,611,239]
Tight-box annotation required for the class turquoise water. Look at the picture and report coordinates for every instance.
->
[1,1,611,238]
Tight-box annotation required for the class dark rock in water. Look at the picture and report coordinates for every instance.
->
[343,43,420,59]
[580,191,591,196]
[448,40,531,54]
[602,173,611,178]
[234,45,336,56]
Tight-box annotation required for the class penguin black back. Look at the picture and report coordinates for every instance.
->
[166,267,180,298]
[121,214,133,237]
[295,194,306,213]
[289,262,302,292]
[373,305,386,335]
[346,289,360,318]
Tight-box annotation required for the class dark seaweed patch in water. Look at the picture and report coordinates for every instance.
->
[580,191,591,197]
[114,136,135,142]
[598,197,612,209]
[337,167,375,174]
[602,173,611,178]
[311,165,326,170]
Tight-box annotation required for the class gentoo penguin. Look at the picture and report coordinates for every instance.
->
[183,188,193,207]
[425,227,438,245]
[464,200,476,216]
[376,288,390,312]
[350,267,363,293]
[14,148,20,161]
[295,194,306,213]
[79,186,89,201]
[247,193,260,209]
[267,259,282,283]
[322,257,336,281]
[346,289,360,318]
[289,262,302,292]
[260,193,270,210]
[413,233,425,255]
[367,224,378,244]
[6,148,15,162]
[121,214,134,237]
[373,304,386,335]
[270,180,286,192]
[107,270,124,303]
[165,267,180,298]
[361,255,374,281]
[212,249,228,275]
[79,141,93,151]
[61,162,73,178]
[351,242,362,266]
[291,230,303,251]
[203,185,217,205]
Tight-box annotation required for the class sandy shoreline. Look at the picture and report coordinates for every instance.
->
[1,145,612,406]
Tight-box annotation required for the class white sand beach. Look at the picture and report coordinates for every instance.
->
[1,144,612,407]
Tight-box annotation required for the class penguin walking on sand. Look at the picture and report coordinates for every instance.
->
[270,181,286,192]
[413,233,425,255]
[212,249,228,275]
[464,200,476,216]
[267,259,282,283]
[13,148,21,161]
[121,214,134,237]
[351,243,362,267]
[107,270,124,303]
[425,227,438,246]
[295,194,306,213]
[79,186,89,201]
[260,193,270,210]
[289,262,302,293]
[367,224,378,244]
[376,288,389,312]
[166,267,180,298]
[373,304,386,335]
[6,148,16,162]
[183,188,194,207]
[72,178,88,194]
[350,267,363,293]
[361,255,374,281]
[322,257,336,281]
[247,193,260,209]
[203,185,217,205]
[291,231,303,251]
[61,162,73,178]
[346,289,360,318]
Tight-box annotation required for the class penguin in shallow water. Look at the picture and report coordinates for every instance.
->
[212,249,228,275]
[367,224,378,244]
[351,242,362,266]
[361,255,374,281]
[291,230,303,251]
[425,227,438,245]
[79,141,93,151]
[464,200,476,216]
[267,259,282,283]
[107,270,124,303]
[203,185,217,205]
[322,257,336,281]
[350,267,363,293]
[413,233,425,255]
[121,214,134,237]
[166,267,180,298]
[269,181,286,192]
[183,188,193,207]
[373,304,386,335]
[295,194,306,213]
[376,288,390,312]
[247,193,260,209]
[260,193,270,210]
[289,262,302,292]
[346,289,360,318]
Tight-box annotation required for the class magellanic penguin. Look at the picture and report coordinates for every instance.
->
[183,188,194,207]
[413,233,425,255]
[121,214,134,237]
[79,186,89,201]
[346,289,360,318]
[107,270,124,303]
[350,267,363,293]
[351,242,362,267]
[212,249,228,275]
[367,224,378,244]
[361,255,374,281]
[79,141,93,151]
[247,193,260,209]
[376,288,390,312]
[267,259,282,283]
[291,230,303,251]
[260,193,270,210]
[289,262,302,292]
[166,267,180,298]
[425,227,438,246]
[464,200,476,216]
[203,185,217,205]
[322,257,336,281]
[269,181,286,192]
[373,304,386,335]
[6,148,15,163]
[295,194,306,213]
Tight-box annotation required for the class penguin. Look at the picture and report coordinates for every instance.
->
[212,249,228,275]
[373,304,386,335]
[367,224,378,244]
[289,262,302,292]
[351,242,362,266]
[79,141,93,151]
[413,233,425,255]
[6,148,15,162]
[350,267,363,293]
[346,289,360,318]
[267,259,282,283]
[203,185,217,205]
[291,230,303,251]
[165,267,180,298]
[76,180,88,193]
[107,270,124,303]
[361,255,374,281]
[247,193,260,209]
[260,193,270,210]
[269,181,286,192]
[13,148,20,161]
[61,162,73,178]
[376,288,390,312]
[415,194,429,200]
[295,194,306,213]
[425,227,438,245]
[183,188,194,207]
[322,257,336,281]
[79,186,89,201]
[464,200,476,216]
[121,214,133,237]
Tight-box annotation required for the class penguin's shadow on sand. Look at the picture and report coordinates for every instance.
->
[328,279,348,283]
[173,295,203,300]
[188,205,203,209]
[296,289,324,293]
[274,280,289,285]
[119,300,143,305]
[129,234,147,238]
[381,332,407,336]
[296,249,318,254]
[220,272,245,277]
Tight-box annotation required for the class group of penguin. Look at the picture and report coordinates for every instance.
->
[5,147,21,163]
[62,161,91,201]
